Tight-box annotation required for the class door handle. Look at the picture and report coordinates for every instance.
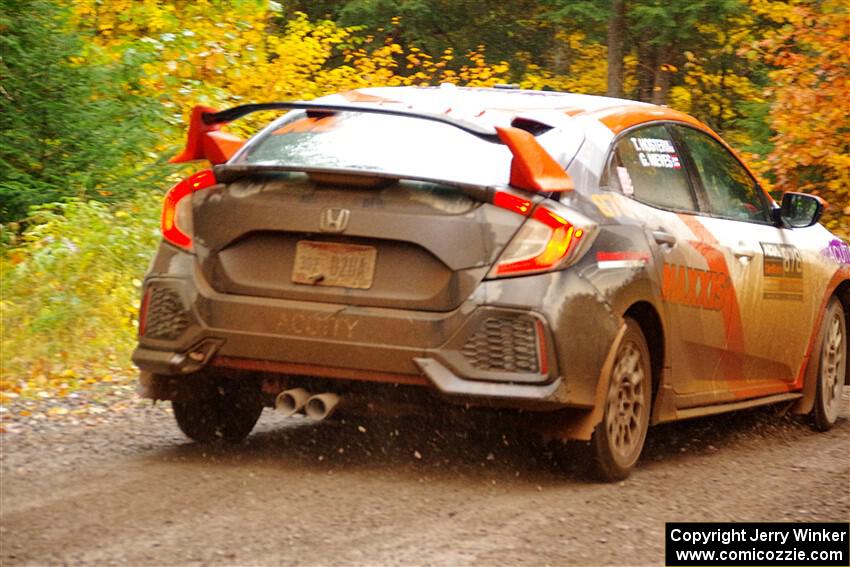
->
[652,231,677,247]
[733,248,755,260]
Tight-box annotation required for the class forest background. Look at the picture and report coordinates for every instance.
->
[0,0,847,400]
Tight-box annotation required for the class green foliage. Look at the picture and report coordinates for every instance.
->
[0,0,166,222]
[0,193,162,382]
[291,0,552,74]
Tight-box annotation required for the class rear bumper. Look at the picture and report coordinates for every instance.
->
[133,260,568,405]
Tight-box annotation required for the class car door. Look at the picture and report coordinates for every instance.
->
[605,124,732,405]
[671,125,816,398]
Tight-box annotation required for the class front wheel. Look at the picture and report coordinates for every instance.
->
[812,297,846,431]
[589,318,653,481]
[172,377,263,443]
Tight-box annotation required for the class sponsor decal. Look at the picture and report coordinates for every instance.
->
[661,263,731,311]
[760,242,803,301]
[591,194,622,218]
[591,193,642,219]
[629,137,681,169]
[596,251,649,270]
[821,238,850,265]
[275,312,359,339]
[616,166,635,196]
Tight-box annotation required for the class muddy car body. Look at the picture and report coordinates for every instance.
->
[134,86,850,480]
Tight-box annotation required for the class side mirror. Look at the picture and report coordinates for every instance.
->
[779,192,826,228]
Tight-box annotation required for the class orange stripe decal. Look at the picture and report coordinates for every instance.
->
[677,215,746,380]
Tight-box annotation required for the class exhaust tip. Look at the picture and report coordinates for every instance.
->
[305,393,340,421]
[275,388,310,417]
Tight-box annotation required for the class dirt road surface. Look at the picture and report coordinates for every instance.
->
[2,388,848,566]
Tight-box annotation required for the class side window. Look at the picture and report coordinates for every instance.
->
[609,125,697,212]
[674,126,769,222]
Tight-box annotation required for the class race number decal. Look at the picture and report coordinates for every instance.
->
[760,242,803,301]
[629,137,681,169]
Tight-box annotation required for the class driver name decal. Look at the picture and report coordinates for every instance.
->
[629,137,681,169]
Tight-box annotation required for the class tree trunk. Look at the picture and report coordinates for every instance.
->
[650,46,675,105]
[636,40,655,102]
[606,0,626,98]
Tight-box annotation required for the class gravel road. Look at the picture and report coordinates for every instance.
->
[1,387,848,566]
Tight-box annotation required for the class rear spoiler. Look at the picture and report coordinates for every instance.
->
[172,101,574,193]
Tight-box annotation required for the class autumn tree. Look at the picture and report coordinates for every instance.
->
[69,0,512,134]
[757,0,849,235]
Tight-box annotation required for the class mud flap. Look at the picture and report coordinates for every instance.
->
[792,304,829,415]
[650,369,677,424]
[535,323,627,441]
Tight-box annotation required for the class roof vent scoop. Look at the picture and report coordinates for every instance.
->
[510,116,555,136]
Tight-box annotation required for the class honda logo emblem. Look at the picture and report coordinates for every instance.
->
[319,208,350,233]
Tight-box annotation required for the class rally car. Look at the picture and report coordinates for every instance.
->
[133,86,849,480]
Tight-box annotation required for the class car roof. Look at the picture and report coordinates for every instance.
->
[310,86,768,200]
[325,86,713,136]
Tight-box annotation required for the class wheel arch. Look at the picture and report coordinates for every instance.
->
[834,280,850,386]
[623,301,665,396]
[793,277,850,415]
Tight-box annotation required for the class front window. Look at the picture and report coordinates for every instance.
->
[673,126,770,222]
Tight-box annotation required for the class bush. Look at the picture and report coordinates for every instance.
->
[1,192,161,389]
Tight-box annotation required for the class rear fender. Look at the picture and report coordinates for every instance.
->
[536,322,627,441]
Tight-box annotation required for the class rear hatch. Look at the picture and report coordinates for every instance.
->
[192,173,533,312]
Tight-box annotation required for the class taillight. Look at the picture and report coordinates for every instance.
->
[493,191,533,215]
[489,191,595,278]
[161,169,216,250]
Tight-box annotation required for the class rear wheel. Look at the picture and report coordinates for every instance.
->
[812,297,846,431]
[172,377,263,443]
[589,318,652,481]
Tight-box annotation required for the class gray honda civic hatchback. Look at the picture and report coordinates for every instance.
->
[134,86,849,480]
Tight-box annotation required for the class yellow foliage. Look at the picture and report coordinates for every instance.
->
[68,3,512,137]
[519,32,608,94]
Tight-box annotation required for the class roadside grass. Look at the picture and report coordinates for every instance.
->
[1,192,162,404]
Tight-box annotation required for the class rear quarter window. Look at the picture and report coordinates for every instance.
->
[608,125,698,212]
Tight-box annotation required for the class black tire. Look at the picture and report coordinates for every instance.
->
[588,318,653,481]
[812,297,846,431]
[172,378,263,443]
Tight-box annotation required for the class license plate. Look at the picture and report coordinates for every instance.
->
[292,240,377,290]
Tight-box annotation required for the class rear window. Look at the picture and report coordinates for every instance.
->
[234,111,557,187]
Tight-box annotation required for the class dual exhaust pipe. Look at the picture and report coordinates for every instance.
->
[275,388,340,421]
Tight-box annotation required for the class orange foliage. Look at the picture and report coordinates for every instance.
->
[757,0,849,232]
